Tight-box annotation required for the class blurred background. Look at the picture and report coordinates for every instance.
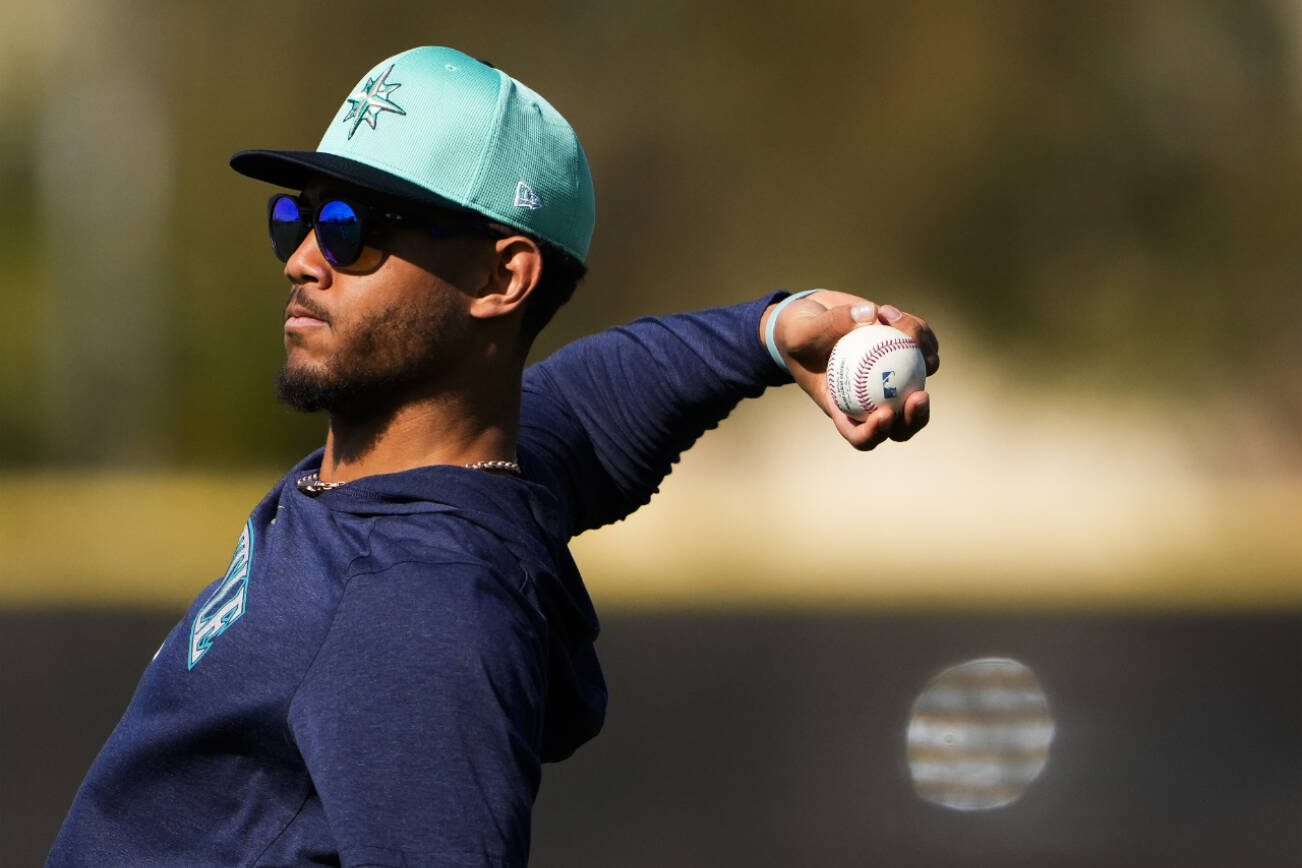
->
[1,1,1299,865]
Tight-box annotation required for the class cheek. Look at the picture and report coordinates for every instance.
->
[387,231,492,294]
[338,286,464,369]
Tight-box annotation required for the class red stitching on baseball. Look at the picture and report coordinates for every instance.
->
[852,336,917,415]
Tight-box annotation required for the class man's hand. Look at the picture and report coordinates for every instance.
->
[762,290,940,450]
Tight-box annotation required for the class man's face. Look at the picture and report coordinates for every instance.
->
[275,181,494,418]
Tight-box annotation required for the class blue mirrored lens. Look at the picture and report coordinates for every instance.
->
[270,196,300,223]
[316,200,362,266]
[268,195,308,262]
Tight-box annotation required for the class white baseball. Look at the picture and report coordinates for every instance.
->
[825,324,926,420]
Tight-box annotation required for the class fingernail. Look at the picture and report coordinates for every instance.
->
[851,303,876,323]
[881,304,903,322]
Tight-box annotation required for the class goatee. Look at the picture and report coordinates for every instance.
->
[275,364,405,417]
[276,297,454,418]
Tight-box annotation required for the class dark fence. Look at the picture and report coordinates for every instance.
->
[4,611,1299,866]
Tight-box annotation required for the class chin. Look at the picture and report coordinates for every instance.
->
[276,359,337,413]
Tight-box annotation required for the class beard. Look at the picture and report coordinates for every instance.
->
[276,294,456,419]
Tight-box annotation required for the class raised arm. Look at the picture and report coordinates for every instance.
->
[519,295,784,536]
[519,292,939,537]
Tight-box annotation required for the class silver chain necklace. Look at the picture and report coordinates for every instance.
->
[296,459,522,495]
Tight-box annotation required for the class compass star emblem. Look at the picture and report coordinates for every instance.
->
[341,65,407,139]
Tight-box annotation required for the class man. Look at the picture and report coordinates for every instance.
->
[49,47,937,866]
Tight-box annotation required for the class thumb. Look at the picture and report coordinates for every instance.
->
[784,302,877,371]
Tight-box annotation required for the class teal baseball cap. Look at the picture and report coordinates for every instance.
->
[231,47,595,263]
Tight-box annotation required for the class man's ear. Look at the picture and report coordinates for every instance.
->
[467,235,542,321]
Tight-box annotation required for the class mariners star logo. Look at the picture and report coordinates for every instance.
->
[341,65,406,139]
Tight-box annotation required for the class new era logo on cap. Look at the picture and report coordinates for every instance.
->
[514,180,542,210]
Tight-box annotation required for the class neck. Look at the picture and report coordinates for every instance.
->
[318,375,522,484]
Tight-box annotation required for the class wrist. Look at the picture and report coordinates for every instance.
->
[762,289,821,374]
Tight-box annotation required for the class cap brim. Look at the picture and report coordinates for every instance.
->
[229,149,475,216]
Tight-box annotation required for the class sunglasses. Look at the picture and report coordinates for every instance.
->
[267,194,501,267]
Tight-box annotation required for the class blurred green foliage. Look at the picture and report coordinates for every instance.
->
[2,0,1299,468]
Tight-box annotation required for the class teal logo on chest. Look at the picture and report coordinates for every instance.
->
[188,520,254,669]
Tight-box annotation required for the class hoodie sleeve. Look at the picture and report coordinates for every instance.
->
[519,294,791,537]
[287,557,546,868]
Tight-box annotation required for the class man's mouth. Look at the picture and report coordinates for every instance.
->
[284,295,330,329]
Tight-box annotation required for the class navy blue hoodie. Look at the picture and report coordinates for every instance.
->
[49,296,788,866]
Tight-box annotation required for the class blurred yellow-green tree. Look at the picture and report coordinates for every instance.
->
[2,0,1300,470]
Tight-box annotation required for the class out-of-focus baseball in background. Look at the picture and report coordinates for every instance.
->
[1,2,1298,865]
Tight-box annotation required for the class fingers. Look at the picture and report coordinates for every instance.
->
[879,304,940,375]
[832,392,931,451]
[893,391,930,441]
[831,404,893,451]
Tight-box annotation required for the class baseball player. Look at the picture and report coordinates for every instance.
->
[49,47,938,866]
